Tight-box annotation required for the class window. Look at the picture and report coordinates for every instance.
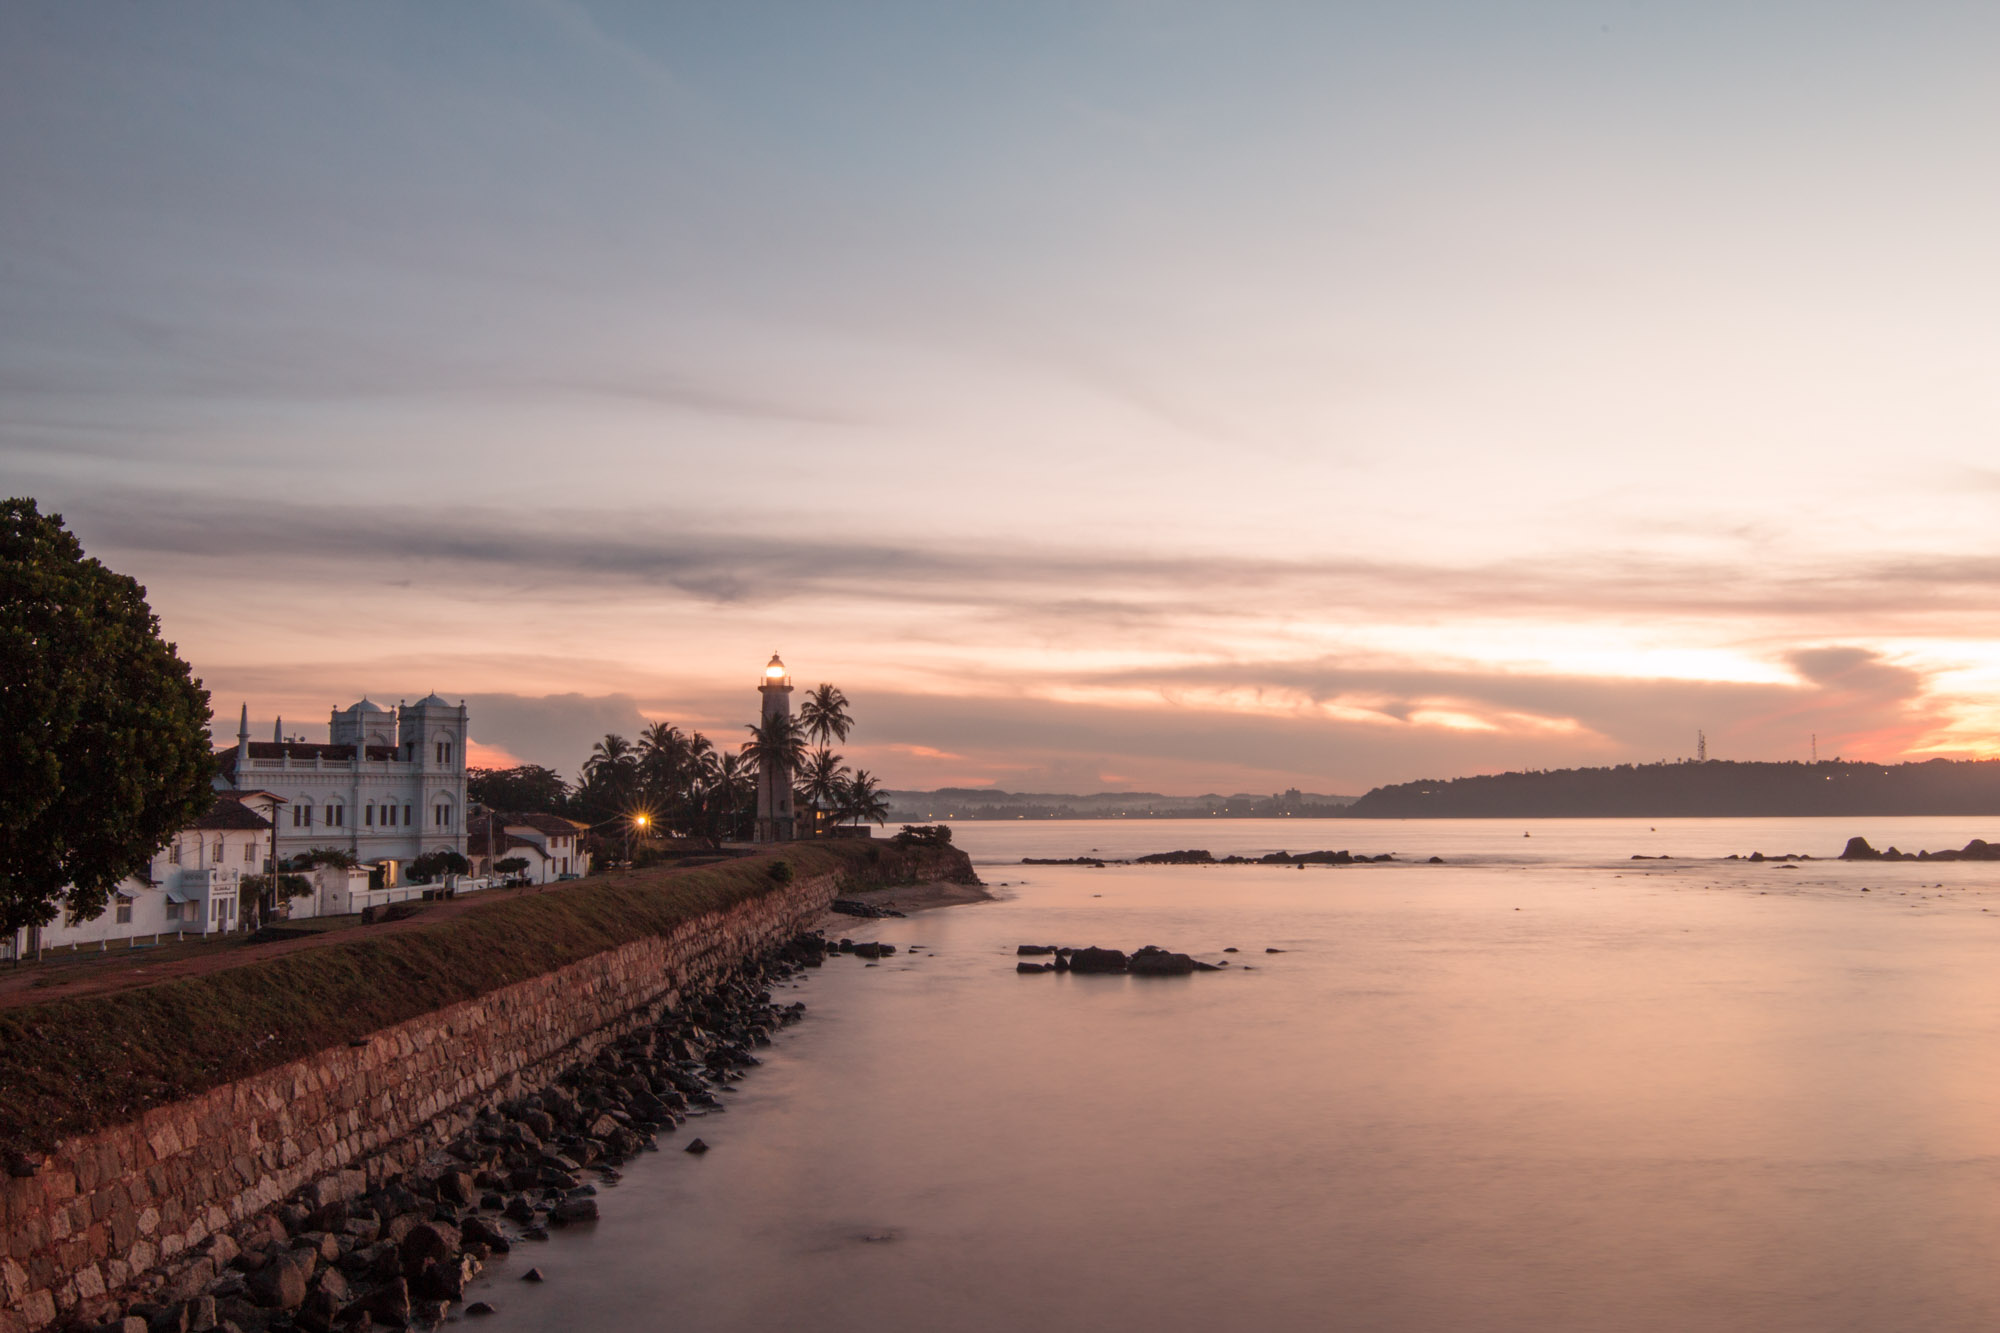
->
[169,842,181,865]
[116,900,133,925]
[244,843,255,864]
[294,805,312,828]
[165,900,182,923]
[327,804,344,828]
[211,840,223,864]
[365,804,374,826]
[404,804,413,826]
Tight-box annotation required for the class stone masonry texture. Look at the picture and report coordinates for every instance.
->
[0,863,874,1332]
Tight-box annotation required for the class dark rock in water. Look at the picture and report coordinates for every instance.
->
[1016,944,1057,955]
[1841,836,1882,860]
[1427,856,1445,864]
[467,1302,497,1316]
[1192,960,1223,971]
[1129,946,1197,975]
[521,1268,546,1283]
[685,1138,710,1154]
[1134,849,1214,864]
[503,1195,535,1225]
[851,941,896,959]
[1265,947,1285,953]
[1022,857,1106,866]
[1065,946,1129,973]
[1052,951,1070,971]
[1223,947,1238,953]
[1016,961,1053,973]
[550,1198,598,1226]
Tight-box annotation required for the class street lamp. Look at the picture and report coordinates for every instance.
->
[628,812,649,866]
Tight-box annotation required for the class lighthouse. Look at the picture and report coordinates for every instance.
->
[754,653,796,842]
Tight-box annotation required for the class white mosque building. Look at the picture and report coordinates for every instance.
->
[216,694,471,865]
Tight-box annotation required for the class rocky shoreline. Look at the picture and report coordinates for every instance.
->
[1022,849,1396,867]
[78,932,849,1333]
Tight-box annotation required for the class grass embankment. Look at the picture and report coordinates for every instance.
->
[0,840,969,1159]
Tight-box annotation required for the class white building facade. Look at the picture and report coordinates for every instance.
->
[216,694,471,867]
[2,794,274,959]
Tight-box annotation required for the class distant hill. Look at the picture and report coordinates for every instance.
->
[1344,759,2000,818]
[883,787,1357,821]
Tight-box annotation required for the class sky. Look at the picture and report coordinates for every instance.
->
[7,1,2000,794]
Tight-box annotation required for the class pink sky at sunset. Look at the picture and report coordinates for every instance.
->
[7,4,2000,793]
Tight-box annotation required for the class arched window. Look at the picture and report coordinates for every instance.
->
[293,801,315,828]
[327,803,345,828]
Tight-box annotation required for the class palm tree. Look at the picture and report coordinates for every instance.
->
[637,721,687,817]
[742,711,809,807]
[799,684,852,748]
[798,747,851,837]
[579,732,639,821]
[839,768,890,828]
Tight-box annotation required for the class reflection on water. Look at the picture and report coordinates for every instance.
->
[478,820,2000,1332]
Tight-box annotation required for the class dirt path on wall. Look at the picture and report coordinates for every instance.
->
[0,870,708,1011]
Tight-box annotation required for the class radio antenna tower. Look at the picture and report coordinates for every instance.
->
[1697,730,1707,762]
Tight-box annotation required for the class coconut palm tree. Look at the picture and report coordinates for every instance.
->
[579,732,639,821]
[839,768,891,828]
[799,684,852,748]
[742,711,809,800]
[798,747,851,837]
[637,721,687,819]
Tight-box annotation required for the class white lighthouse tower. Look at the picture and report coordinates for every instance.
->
[754,653,796,842]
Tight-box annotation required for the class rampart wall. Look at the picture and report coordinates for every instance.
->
[0,856,894,1332]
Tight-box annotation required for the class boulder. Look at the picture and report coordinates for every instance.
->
[247,1254,308,1310]
[1841,836,1882,860]
[550,1197,598,1226]
[1128,947,1197,976]
[1065,947,1128,973]
[342,1275,411,1329]
[1016,962,1053,973]
[397,1221,460,1275]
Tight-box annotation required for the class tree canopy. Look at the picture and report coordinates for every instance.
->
[0,499,216,934]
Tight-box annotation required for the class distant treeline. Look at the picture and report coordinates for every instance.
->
[883,786,1356,821]
[1345,759,2000,818]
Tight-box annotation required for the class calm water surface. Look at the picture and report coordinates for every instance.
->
[479,819,2000,1331]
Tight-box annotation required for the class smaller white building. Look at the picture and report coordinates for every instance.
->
[4,793,279,959]
[469,812,592,885]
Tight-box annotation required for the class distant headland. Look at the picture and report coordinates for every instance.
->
[888,759,2000,821]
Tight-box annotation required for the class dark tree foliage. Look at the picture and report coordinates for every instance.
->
[407,850,472,883]
[0,499,215,934]
[1345,758,2000,819]
[892,824,953,847]
[467,764,572,816]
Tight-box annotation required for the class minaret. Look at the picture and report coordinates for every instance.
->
[754,653,795,843]
[236,704,252,791]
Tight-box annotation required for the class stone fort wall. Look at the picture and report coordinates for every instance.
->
[0,866,851,1332]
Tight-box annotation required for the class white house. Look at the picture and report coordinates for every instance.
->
[469,811,591,885]
[3,793,276,959]
[216,694,470,870]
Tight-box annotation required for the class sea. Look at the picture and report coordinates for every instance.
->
[475,817,2000,1331]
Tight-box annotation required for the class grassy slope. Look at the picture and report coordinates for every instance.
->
[0,841,968,1158]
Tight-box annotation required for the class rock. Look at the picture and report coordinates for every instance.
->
[397,1220,460,1274]
[684,1138,709,1154]
[5,1152,42,1177]
[1016,945,1057,955]
[851,942,895,959]
[550,1198,598,1226]
[1264,948,1285,954]
[466,1302,496,1316]
[1065,946,1128,973]
[503,1195,536,1224]
[1222,947,1238,952]
[1841,836,1882,860]
[1427,856,1445,864]
[521,1268,546,1283]
[188,1296,217,1332]
[434,1172,475,1207]
[247,1254,308,1310]
[459,1216,510,1255]
[341,1276,410,1328]
[1016,962,1052,973]
[294,1286,340,1333]
[1128,946,1197,976]
[412,1254,479,1301]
